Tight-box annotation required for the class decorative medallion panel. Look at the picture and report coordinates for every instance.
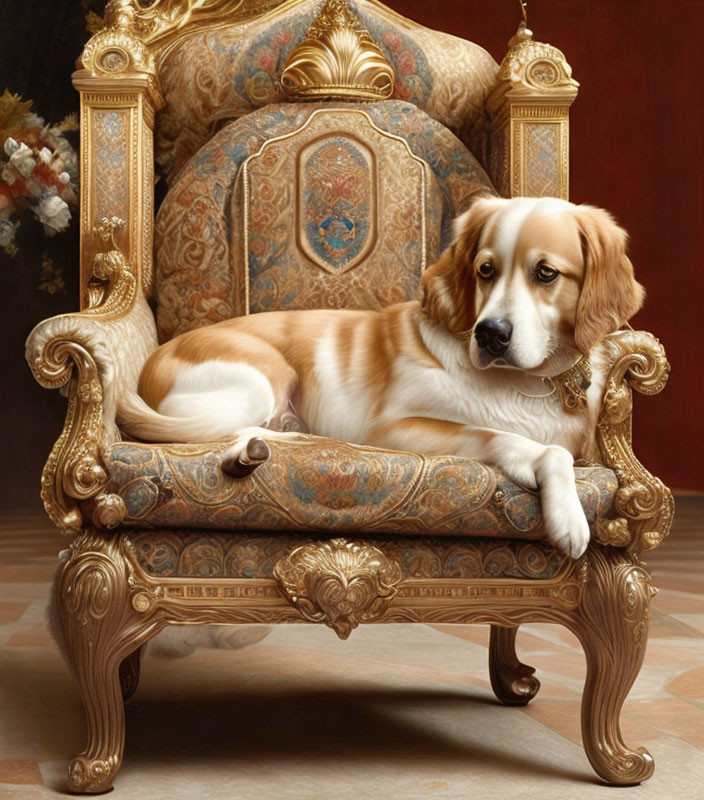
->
[243,108,427,313]
[298,135,376,274]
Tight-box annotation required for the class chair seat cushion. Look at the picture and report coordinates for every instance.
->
[104,436,618,540]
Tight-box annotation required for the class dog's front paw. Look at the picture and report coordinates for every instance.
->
[543,494,590,559]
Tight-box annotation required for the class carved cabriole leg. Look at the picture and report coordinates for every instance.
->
[567,545,655,784]
[59,531,161,794]
[489,625,540,706]
[119,647,142,702]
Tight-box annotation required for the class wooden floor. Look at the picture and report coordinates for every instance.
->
[1,497,703,799]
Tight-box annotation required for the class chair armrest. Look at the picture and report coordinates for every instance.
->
[25,240,158,534]
[595,329,673,554]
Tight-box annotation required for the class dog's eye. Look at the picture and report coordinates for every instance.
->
[536,262,559,283]
[477,262,495,280]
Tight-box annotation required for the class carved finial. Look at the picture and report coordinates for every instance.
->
[510,0,534,48]
[281,0,394,101]
[520,0,528,25]
[104,0,137,30]
[80,0,157,77]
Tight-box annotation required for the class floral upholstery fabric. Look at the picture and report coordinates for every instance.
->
[129,530,572,582]
[105,437,618,540]
[154,0,499,182]
[155,100,493,340]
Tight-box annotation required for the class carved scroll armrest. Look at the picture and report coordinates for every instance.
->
[25,243,157,535]
[596,329,673,553]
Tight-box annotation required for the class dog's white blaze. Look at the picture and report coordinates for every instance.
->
[475,197,572,370]
[309,336,372,442]
[158,360,276,437]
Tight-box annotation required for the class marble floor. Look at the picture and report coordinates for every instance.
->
[1,498,703,799]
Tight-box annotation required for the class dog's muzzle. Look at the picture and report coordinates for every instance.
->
[474,317,513,357]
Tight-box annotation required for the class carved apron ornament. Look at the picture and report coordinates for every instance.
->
[273,538,403,639]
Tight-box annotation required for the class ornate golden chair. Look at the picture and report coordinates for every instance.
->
[26,0,673,792]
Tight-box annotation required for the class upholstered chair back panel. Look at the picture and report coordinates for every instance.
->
[154,0,498,183]
[155,100,494,341]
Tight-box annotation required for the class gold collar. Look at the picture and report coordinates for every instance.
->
[553,357,592,411]
[514,357,591,411]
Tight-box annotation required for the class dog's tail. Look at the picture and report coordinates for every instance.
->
[117,391,236,443]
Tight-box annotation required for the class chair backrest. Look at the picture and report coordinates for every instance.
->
[154,100,493,340]
[72,0,578,319]
[150,0,502,339]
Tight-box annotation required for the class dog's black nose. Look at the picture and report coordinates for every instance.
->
[474,317,513,356]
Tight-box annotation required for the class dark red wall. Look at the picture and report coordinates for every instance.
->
[387,0,704,490]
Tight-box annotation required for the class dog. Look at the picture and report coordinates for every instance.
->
[120,196,644,561]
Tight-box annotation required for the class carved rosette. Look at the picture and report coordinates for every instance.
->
[273,538,403,639]
[597,330,674,553]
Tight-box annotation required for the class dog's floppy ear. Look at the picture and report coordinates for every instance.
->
[573,205,645,354]
[421,196,499,333]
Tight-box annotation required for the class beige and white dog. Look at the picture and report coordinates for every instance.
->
[120,196,644,560]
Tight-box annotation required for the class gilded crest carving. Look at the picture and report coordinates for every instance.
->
[281,0,394,101]
[274,538,403,639]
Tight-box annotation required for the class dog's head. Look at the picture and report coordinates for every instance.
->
[421,196,645,372]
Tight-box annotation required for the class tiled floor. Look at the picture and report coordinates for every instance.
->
[1,499,703,799]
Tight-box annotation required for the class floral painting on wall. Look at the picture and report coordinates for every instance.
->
[0,90,79,291]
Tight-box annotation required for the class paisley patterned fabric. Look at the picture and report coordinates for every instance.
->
[154,0,499,182]
[104,436,619,540]
[155,100,493,340]
[129,530,571,581]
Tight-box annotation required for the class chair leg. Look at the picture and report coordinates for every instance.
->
[568,545,656,784]
[58,533,154,794]
[488,625,540,706]
[119,647,143,702]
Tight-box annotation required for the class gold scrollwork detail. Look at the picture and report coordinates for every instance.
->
[92,492,128,529]
[28,339,107,533]
[596,517,632,548]
[281,0,394,101]
[86,216,136,312]
[597,330,674,553]
[274,538,403,639]
[90,0,284,54]
[25,217,139,533]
